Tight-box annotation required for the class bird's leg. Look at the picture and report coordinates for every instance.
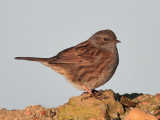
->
[81,85,109,100]
[81,85,102,100]
[82,85,94,96]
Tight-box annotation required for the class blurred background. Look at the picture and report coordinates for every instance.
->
[0,0,160,110]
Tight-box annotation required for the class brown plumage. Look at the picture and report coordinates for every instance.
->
[15,29,120,95]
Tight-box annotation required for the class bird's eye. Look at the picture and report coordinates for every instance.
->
[103,38,109,41]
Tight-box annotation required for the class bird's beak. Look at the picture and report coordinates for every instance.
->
[110,40,121,43]
[115,40,121,43]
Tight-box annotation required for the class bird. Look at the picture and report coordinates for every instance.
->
[15,29,120,97]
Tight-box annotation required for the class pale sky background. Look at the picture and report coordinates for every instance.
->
[0,0,160,110]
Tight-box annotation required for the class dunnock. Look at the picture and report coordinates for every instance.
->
[15,30,120,97]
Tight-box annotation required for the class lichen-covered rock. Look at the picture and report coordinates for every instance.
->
[133,93,160,116]
[0,90,159,120]
[58,90,124,120]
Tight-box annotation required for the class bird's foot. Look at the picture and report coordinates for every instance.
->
[81,85,109,100]
[81,91,109,100]
[92,90,109,100]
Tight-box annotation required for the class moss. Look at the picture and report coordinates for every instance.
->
[58,99,105,120]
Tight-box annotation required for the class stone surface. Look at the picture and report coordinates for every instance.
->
[124,108,158,120]
[0,90,159,120]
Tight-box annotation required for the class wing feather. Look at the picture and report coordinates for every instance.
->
[49,40,100,64]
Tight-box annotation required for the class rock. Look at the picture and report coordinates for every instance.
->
[58,90,124,120]
[0,105,57,120]
[0,90,159,120]
[124,108,158,120]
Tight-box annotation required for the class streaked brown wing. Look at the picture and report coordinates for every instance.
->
[48,46,80,63]
[75,40,100,63]
[49,40,100,64]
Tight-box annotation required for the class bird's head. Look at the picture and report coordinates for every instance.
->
[89,29,120,51]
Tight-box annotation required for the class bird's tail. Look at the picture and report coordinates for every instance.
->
[15,57,49,63]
